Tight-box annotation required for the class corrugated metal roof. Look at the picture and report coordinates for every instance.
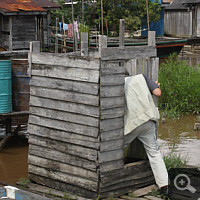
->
[0,0,46,13]
[164,0,188,10]
[183,0,200,4]
[31,0,61,10]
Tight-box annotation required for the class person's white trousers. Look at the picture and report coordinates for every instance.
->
[124,120,168,188]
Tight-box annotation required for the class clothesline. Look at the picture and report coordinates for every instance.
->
[58,21,90,39]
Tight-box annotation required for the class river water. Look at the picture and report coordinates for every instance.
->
[0,47,199,186]
[158,114,200,167]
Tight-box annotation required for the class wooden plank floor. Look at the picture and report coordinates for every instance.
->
[25,183,165,200]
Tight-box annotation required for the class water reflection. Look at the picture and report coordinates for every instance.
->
[157,114,200,166]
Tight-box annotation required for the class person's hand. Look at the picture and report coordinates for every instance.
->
[155,81,160,88]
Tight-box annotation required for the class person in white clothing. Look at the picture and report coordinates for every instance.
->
[124,73,169,198]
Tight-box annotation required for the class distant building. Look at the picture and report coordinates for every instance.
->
[164,0,200,37]
[141,0,172,37]
[0,0,60,51]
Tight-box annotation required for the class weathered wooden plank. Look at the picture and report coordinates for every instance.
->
[28,165,98,192]
[132,185,157,197]
[31,64,99,83]
[100,161,151,183]
[30,107,99,127]
[30,96,99,118]
[29,144,97,171]
[100,128,124,141]
[28,115,99,138]
[99,173,154,193]
[28,155,98,181]
[100,139,124,152]
[100,117,124,132]
[99,177,155,198]
[100,74,124,86]
[28,174,98,199]
[100,171,153,189]
[28,124,99,147]
[100,85,124,97]
[27,183,82,200]
[101,61,125,75]
[101,46,157,61]
[98,149,124,163]
[28,135,98,161]
[101,107,124,119]
[30,76,99,95]
[99,159,124,172]
[31,52,100,70]
[101,97,125,109]
[30,86,99,106]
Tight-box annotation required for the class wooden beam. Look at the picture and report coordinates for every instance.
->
[101,46,157,61]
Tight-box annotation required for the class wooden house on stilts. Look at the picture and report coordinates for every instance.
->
[0,0,60,51]
[27,31,160,199]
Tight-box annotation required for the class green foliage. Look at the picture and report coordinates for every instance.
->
[50,0,79,24]
[158,54,200,118]
[163,143,189,171]
[18,177,30,188]
[63,192,73,200]
[150,188,160,197]
[50,0,161,35]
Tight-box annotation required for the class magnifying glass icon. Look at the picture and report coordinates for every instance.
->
[174,174,196,193]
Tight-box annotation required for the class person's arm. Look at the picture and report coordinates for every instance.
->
[142,74,161,97]
[152,81,161,97]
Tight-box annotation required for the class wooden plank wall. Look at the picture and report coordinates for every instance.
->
[0,15,10,50]
[12,16,36,50]
[28,53,101,198]
[99,60,155,198]
[28,40,158,198]
[164,11,192,37]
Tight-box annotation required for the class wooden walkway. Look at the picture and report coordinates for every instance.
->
[26,183,165,200]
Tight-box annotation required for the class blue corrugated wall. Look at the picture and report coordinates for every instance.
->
[141,0,164,36]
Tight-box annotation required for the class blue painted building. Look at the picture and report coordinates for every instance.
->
[141,0,169,36]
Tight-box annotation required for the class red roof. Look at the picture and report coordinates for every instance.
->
[0,0,59,14]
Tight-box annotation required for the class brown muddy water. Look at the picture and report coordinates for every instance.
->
[0,139,28,186]
[157,114,200,167]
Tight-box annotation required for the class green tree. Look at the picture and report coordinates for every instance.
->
[50,0,161,36]
[79,0,161,35]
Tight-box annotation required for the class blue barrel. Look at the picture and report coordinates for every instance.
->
[0,60,12,113]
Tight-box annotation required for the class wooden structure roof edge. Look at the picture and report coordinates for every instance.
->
[164,0,189,10]
[0,0,60,15]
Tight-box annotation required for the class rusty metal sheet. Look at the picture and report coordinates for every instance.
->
[162,0,173,3]
[31,0,61,9]
[11,59,30,111]
[0,0,46,13]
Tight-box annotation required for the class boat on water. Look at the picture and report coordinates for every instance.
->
[62,36,188,58]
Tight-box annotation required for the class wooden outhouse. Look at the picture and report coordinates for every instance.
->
[164,0,200,37]
[27,33,159,198]
[0,0,60,51]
